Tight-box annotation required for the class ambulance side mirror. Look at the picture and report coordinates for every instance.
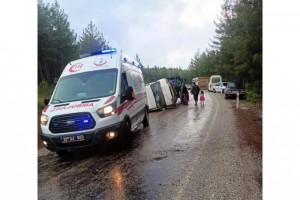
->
[44,98,50,106]
[125,86,135,100]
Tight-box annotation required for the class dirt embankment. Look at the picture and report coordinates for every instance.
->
[234,102,262,153]
[233,101,262,187]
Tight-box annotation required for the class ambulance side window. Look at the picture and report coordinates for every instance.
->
[120,73,128,103]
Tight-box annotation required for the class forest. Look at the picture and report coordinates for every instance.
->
[38,0,262,104]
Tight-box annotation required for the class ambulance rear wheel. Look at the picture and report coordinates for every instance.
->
[142,108,149,127]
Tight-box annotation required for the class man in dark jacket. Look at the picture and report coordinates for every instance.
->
[191,82,200,106]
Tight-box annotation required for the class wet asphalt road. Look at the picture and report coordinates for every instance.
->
[38,92,262,200]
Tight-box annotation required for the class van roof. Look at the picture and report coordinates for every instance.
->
[60,49,141,78]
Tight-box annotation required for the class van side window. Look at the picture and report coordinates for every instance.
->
[120,73,128,103]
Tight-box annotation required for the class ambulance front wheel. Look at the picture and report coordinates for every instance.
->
[142,108,149,127]
[118,120,132,147]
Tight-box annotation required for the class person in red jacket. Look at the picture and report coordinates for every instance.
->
[200,90,205,106]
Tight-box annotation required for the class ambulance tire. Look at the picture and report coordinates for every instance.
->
[56,150,67,157]
[123,120,131,136]
[142,108,149,127]
[117,119,132,147]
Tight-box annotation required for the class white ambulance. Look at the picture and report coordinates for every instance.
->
[40,48,149,156]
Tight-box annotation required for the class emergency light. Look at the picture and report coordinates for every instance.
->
[79,48,117,58]
[90,48,117,56]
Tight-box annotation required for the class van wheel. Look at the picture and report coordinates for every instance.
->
[56,150,67,157]
[142,108,149,127]
[122,120,132,146]
[123,120,131,136]
[213,89,216,93]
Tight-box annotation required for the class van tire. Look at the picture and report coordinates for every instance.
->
[116,120,132,147]
[142,108,149,127]
[56,150,68,157]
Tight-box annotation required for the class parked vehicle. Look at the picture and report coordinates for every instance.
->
[213,82,227,93]
[40,48,149,156]
[145,82,166,111]
[224,82,246,99]
[208,75,222,92]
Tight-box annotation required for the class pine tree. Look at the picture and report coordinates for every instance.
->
[38,0,78,83]
[79,21,109,54]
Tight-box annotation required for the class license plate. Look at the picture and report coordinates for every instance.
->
[61,135,85,143]
[232,91,238,94]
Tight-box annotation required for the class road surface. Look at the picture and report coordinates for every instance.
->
[38,92,262,200]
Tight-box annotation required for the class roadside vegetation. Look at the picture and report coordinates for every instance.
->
[38,80,55,108]
[38,0,262,104]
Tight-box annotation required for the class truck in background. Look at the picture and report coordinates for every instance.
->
[192,77,209,90]
[198,77,209,90]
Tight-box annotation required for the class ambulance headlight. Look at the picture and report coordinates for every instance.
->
[40,114,48,125]
[97,103,116,118]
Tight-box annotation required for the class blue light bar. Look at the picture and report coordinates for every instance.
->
[102,48,117,54]
[79,48,117,58]
[90,48,117,56]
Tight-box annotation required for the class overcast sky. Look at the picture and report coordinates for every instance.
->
[43,0,223,69]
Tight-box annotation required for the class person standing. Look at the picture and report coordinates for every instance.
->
[200,90,205,106]
[175,82,181,100]
[181,84,189,105]
[191,82,200,106]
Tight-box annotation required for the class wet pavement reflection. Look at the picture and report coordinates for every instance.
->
[39,93,261,200]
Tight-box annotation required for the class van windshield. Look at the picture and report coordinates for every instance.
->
[211,77,221,83]
[51,69,118,104]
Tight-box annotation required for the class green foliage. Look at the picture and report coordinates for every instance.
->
[38,0,78,83]
[38,80,55,107]
[245,80,262,102]
[189,0,262,97]
[142,66,193,84]
[38,0,110,88]
[78,21,109,54]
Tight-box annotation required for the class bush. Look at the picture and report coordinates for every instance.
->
[245,81,262,103]
[38,80,55,107]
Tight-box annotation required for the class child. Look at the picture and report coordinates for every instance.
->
[199,90,205,105]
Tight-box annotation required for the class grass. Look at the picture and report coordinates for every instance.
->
[38,80,55,108]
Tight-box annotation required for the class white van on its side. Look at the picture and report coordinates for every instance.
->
[157,78,177,107]
[40,48,149,156]
[145,82,166,111]
[208,75,222,92]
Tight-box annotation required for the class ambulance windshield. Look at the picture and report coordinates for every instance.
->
[52,69,118,103]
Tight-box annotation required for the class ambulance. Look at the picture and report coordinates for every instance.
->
[40,48,149,156]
